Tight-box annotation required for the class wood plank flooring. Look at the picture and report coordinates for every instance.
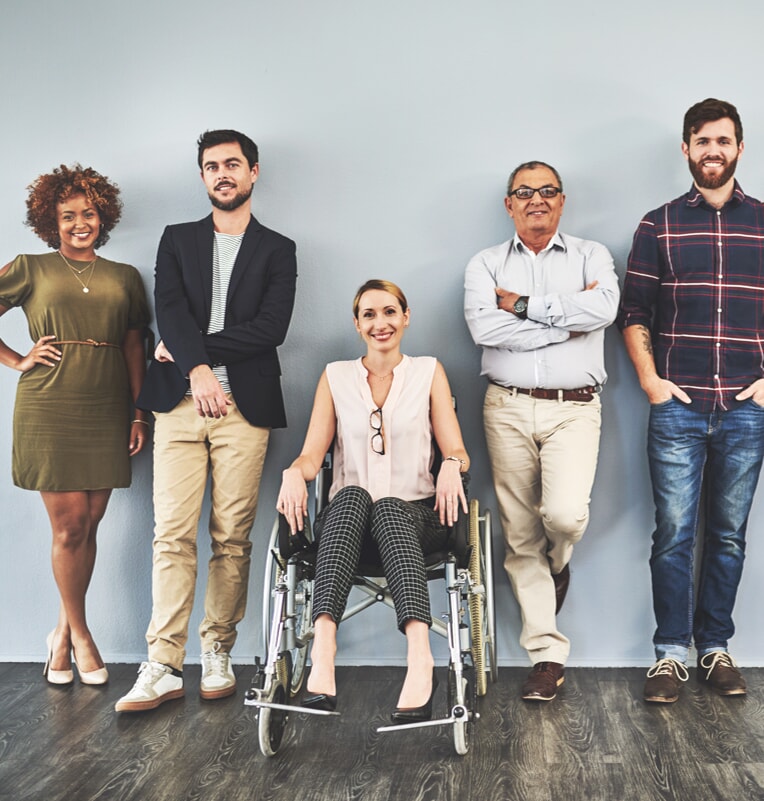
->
[1,663,763,801]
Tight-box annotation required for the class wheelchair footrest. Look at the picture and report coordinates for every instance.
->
[376,705,472,733]
[244,697,340,716]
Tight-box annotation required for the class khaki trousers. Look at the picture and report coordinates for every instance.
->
[483,384,601,665]
[146,396,270,670]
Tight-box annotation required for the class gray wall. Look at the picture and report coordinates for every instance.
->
[2,0,763,667]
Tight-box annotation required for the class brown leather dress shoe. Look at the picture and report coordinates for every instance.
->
[697,651,746,696]
[643,658,689,703]
[521,662,565,701]
[552,564,570,614]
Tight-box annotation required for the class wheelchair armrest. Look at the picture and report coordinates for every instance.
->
[277,513,315,560]
[447,507,470,564]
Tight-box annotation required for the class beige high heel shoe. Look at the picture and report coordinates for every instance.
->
[73,648,109,685]
[43,631,74,686]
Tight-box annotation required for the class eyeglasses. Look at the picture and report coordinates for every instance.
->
[508,185,563,200]
[370,407,385,455]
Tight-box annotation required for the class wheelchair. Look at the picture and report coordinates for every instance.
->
[244,452,497,757]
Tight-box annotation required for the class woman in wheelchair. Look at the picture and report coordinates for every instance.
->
[277,279,470,722]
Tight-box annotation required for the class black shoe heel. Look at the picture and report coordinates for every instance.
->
[301,693,337,712]
[390,669,438,723]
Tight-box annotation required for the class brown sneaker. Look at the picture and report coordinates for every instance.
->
[697,651,746,696]
[521,662,565,701]
[643,658,689,703]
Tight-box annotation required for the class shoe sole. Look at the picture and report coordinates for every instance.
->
[643,693,679,703]
[699,683,747,696]
[200,684,236,700]
[522,675,564,701]
[115,688,185,712]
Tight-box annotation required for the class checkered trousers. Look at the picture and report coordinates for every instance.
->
[312,485,448,631]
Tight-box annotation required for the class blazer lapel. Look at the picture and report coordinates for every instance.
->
[226,215,264,303]
[195,215,215,325]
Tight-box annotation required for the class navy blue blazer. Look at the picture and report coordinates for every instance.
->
[137,214,297,429]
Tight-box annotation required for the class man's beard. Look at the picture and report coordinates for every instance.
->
[688,155,738,190]
[209,184,253,211]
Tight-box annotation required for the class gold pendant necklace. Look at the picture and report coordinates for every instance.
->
[58,251,98,293]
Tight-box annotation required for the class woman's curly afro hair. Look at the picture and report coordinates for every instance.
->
[25,163,122,250]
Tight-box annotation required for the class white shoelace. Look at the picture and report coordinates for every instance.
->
[202,647,229,678]
[134,661,169,689]
[646,658,689,682]
[698,651,739,680]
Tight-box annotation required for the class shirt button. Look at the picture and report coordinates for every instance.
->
[716,342,721,347]
[717,307,722,313]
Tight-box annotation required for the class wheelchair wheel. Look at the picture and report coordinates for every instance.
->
[447,666,472,756]
[288,574,312,695]
[262,518,282,654]
[262,518,313,696]
[258,654,292,758]
[468,499,488,696]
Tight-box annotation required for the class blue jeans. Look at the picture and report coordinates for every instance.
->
[647,398,764,663]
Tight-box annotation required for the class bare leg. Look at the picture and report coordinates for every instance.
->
[307,613,338,696]
[396,620,435,708]
[41,489,112,673]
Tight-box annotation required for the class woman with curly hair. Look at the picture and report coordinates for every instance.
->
[0,164,149,685]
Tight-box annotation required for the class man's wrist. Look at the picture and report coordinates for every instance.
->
[188,363,214,378]
[512,296,529,319]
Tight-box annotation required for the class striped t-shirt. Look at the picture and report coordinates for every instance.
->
[209,231,244,392]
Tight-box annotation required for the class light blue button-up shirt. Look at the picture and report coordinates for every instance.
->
[464,231,620,389]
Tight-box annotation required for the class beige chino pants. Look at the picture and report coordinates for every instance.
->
[146,396,270,670]
[483,384,601,665]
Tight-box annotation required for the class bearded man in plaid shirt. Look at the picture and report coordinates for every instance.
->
[619,98,764,704]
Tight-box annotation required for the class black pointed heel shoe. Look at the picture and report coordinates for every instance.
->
[390,669,438,723]
[301,692,337,712]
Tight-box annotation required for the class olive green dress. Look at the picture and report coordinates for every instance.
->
[0,252,149,491]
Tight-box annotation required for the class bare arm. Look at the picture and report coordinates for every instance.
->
[430,362,469,526]
[277,371,337,532]
[622,324,691,404]
[0,292,62,372]
[121,328,149,455]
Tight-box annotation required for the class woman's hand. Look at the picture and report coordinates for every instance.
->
[128,420,150,456]
[277,466,309,533]
[16,335,61,372]
[434,459,468,527]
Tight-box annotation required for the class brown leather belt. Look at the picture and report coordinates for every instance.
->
[490,382,600,402]
[51,339,120,349]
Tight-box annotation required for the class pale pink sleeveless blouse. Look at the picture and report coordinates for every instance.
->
[326,355,437,502]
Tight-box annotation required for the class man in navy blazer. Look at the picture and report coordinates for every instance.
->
[116,130,297,712]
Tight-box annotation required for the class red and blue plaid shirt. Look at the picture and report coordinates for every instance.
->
[618,182,764,413]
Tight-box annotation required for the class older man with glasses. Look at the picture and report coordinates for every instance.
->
[464,160,620,701]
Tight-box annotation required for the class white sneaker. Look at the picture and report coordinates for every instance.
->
[115,661,184,712]
[200,643,236,700]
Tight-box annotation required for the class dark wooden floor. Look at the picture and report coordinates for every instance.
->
[1,663,763,801]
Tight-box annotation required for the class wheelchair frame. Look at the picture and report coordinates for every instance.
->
[245,455,497,757]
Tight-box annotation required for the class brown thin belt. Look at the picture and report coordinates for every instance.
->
[490,381,600,402]
[51,339,120,349]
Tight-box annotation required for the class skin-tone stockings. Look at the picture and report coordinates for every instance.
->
[308,613,434,707]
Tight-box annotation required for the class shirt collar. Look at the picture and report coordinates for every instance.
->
[685,180,746,210]
[512,230,566,255]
